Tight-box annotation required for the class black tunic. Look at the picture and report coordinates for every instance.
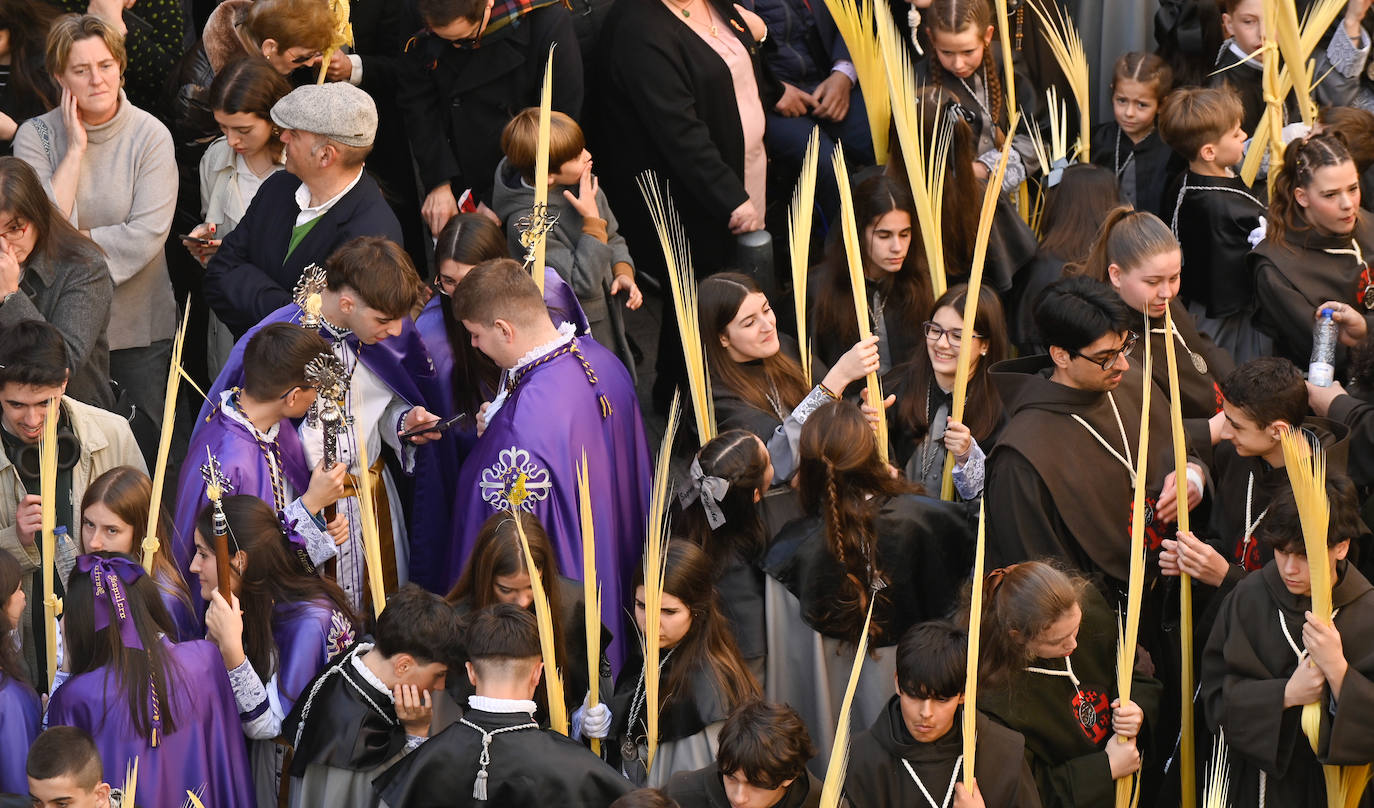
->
[979,586,1163,808]
[373,708,633,808]
[1200,562,1374,807]
[1090,122,1183,220]
[1252,211,1374,377]
[1166,170,1268,319]
[284,641,407,778]
[762,494,975,646]
[1207,43,1299,136]
[845,697,1042,808]
[1124,298,1233,449]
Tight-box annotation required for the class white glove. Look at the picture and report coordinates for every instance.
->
[572,694,612,740]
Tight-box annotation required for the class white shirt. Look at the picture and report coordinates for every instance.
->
[294,166,365,228]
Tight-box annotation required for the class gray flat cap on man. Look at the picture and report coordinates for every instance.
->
[270,82,378,148]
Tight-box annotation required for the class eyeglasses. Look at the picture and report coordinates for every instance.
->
[433,274,459,295]
[440,6,489,49]
[923,320,983,347]
[289,50,323,65]
[0,221,28,241]
[1071,331,1139,371]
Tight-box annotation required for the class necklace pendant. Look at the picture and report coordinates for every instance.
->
[1190,352,1208,375]
[681,7,689,15]
[620,738,639,761]
[1077,699,1098,730]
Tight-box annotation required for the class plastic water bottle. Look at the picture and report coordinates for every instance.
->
[1310,308,1337,387]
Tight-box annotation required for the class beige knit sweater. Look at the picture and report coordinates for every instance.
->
[13,90,177,350]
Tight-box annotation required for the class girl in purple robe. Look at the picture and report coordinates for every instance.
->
[446,511,610,729]
[48,552,255,806]
[194,495,356,808]
[78,466,198,641]
[0,551,40,796]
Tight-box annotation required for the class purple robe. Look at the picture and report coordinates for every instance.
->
[271,600,355,716]
[195,303,455,593]
[451,336,651,668]
[0,674,39,795]
[413,269,592,592]
[157,576,201,643]
[47,639,255,806]
[173,406,312,623]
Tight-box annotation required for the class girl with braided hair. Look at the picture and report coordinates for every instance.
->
[915,0,1039,194]
[760,400,974,766]
[1253,131,1374,381]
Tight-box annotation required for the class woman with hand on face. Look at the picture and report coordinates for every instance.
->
[608,540,760,787]
[191,494,356,808]
[1254,132,1374,381]
[701,272,881,484]
[0,550,39,797]
[79,466,197,641]
[886,283,1008,499]
[13,14,177,464]
[0,156,112,409]
[445,511,610,735]
[974,561,1162,808]
[186,58,291,378]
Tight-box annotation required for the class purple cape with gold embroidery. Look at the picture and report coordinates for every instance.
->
[195,303,457,593]
[450,336,651,668]
[173,405,312,623]
[270,599,355,717]
[46,639,255,807]
[0,674,39,794]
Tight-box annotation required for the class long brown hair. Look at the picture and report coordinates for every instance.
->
[635,541,759,715]
[926,0,1005,138]
[891,283,1008,444]
[437,213,508,417]
[1038,164,1122,262]
[976,561,1087,688]
[0,157,102,268]
[675,430,771,566]
[700,273,810,416]
[0,550,26,686]
[795,401,919,644]
[1072,206,1179,282]
[207,57,292,160]
[195,496,356,682]
[65,553,180,740]
[885,88,981,281]
[811,174,934,354]
[1269,132,1356,248]
[79,466,194,618]
[447,511,566,666]
[1318,107,1374,173]
[0,0,58,110]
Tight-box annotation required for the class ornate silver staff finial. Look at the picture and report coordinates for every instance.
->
[516,203,561,270]
[293,264,329,328]
[303,352,351,432]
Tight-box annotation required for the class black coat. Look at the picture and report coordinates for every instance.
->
[398,5,584,205]
[591,0,782,277]
[202,170,404,336]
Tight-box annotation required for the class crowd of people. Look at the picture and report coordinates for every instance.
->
[2,0,1374,805]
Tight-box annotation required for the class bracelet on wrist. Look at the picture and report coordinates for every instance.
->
[817,382,839,400]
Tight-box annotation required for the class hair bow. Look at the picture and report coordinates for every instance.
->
[1046,156,1070,188]
[677,457,730,530]
[75,554,147,652]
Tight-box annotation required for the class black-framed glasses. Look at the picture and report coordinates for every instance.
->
[922,320,982,347]
[1071,331,1139,371]
[433,274,458,295]
[289,50,323,65]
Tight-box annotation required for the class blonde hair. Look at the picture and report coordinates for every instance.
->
[1158,85,1243,161]
[45,14,125,77]
[500,108,586,184]
[240,0,335,55]
[1074,206,1180,281]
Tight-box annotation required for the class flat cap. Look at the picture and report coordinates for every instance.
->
[270,82,378,147]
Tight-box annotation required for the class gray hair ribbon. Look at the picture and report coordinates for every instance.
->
[678,457,730,529]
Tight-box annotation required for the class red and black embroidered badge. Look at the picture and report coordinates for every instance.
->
[1072,687,1112,744]
[1232,534,1263,572]
[1127,496,1168,551]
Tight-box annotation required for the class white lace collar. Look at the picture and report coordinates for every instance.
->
[349,643,394,702]
[467,694,538,715]
[510,321,576,373]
